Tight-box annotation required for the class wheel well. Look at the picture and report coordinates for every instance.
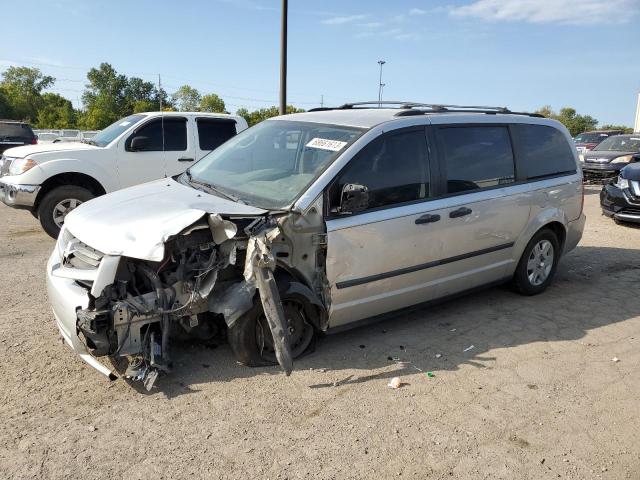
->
[542,221,567,252]
[34,173,106,210]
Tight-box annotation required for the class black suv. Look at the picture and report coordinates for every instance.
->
[0,120,37,155]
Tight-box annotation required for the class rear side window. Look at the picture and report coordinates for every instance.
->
[0,122,35,141]
[330,129,429,211]
[127,118,187,151]
[438,126,515,194]
[197,118,237,150]
[512,124,576,179]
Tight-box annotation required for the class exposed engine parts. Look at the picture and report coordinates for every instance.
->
[74,213,324,390]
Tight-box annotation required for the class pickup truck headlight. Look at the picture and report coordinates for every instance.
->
[8,157,37,175]
[611,155,633,164]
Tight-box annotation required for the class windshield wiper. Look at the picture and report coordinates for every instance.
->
[186,174,244,204]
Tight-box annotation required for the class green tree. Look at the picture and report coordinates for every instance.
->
[600,124,634,134]
[536,105,598,137]
[80,63,169,128]
[172,85,201,111]
[81,63,129,129]
[200,93,226,113]
[236,105,305,127]
[0,66,55,122]
[36,93,76,128]
[124,77,156,111]
[0,86,12,118]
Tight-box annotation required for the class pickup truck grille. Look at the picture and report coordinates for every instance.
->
[62,232,105,270]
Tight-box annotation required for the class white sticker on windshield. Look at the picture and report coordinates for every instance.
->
[631,138,640,141]
[306,138,347,152]
[119,121,131,126]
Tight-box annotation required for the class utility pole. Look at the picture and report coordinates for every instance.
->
[158,74,163,111]
[377,60,386,107]
[279,0,288,115]
[320,94,324,108]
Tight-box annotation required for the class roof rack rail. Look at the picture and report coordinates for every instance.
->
[308,101,543,118]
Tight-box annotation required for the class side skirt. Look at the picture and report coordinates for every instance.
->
[325,276,512,335]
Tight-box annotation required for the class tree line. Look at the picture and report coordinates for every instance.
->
[0,63,632,135]
[0,63,304,130]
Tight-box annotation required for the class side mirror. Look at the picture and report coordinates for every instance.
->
[130,136,150,151]
[339,183,369,214]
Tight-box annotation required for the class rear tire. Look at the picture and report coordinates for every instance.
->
[512,228,560,296]
[38,185,95,239]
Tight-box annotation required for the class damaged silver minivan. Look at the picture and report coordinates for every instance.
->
[46,102,585,389]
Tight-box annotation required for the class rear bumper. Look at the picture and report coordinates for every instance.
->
[0,179,40,209]
[600,183,640,223]
[46,248,117,379]
[565,213,586,254]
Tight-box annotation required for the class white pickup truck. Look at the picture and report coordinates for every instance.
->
[0,111,248,237]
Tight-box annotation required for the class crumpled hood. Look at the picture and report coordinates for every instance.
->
[64,178,267,261]
[3,141,99,159]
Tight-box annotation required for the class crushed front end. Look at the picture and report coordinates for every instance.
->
[47,213,318,390]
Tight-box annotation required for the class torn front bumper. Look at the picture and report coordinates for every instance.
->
[46,247,118,379]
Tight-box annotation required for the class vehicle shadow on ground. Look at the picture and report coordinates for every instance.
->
[153,244,640,398]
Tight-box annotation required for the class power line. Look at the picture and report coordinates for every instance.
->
[0,57,320,102]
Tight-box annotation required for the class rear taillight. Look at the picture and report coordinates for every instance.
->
[31,137,37,144]
[585,143,597,150]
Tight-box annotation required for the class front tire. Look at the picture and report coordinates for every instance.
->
[512,228,560,296]
[228,281,315,367]
[38,185,94,239]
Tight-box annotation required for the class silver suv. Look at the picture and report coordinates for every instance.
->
[46,102,585,389]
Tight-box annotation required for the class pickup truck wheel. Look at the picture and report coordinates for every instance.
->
[512,228,560,296]
[38,185,94,238]
[228,284,315,367]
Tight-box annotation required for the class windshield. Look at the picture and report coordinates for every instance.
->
[90,114,145,147]
[593,136,640,152]
[186,120,364,209]
[575,133,609,144]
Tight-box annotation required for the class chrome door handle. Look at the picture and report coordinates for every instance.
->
[415,213,441,224]
[449,207,472,218]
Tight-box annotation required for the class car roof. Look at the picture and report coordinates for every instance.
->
[272,107,555,129]
[582,130,623,134]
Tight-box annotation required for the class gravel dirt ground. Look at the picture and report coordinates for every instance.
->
[0,187,639,480]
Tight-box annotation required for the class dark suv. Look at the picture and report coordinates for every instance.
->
[0,120,37,155]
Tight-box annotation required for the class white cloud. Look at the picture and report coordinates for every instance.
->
[395,32,422,40]
[357,21,384,28]
[321,14,367,25]
[354,31,375,39]
[409,8,428,16]
[380,28,404,36]
[451,0,640,25]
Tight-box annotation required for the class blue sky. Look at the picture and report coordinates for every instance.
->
[1,0,638,125]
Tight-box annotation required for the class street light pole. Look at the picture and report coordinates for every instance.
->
[279,0,288,115]
[377,60,386,107]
